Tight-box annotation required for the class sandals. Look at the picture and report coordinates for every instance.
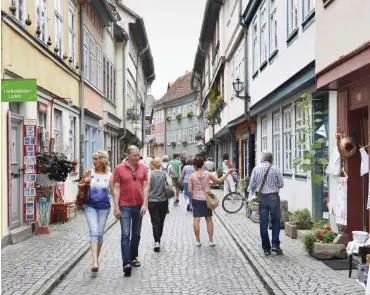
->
[132,258,141,267]
[91,261,99,272]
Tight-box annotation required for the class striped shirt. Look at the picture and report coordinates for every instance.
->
[248,161,284,196]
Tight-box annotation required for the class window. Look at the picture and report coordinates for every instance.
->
[283,107,292,173]
[83,28,89,80]
[107,62,111,100]
[172,108,176,120]
[183,104,188,117]
[303,0,315,18]
[188,103,193,114]
[54,0,63,58]
[84,125,89,168]
[97,46,102,90]
[91,128,96,154]
[53,109,62,153]
[188,128,194,144]
[252,17,258,73]
[260,2,267,64]
[177,106,181,116]
[36,0,47,43]
[171,131,176,143]
[272,112,281,168]
[70,117,76,161]
[177,130,182,144]
[194,127,199,141]
[295,104,306,173]
[167,132,171,145]
[261,117,268,151]
[167,110,171,120]
[38,111,47,129]
[183,129,188,142]
[89,36,96,85]
[12,0,26,24]
[269,0,277,53]
[288,0,298,35]
[113,68,116,104]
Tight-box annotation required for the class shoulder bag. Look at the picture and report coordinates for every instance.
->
[250,165,272,203]
[200,172,219,210]
[163,171,175,199]
[76,170,91,205]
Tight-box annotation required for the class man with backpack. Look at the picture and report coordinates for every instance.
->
[162,155,173,212]
[169,153,182,206]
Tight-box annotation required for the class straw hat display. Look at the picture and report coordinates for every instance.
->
[336,134,357,159]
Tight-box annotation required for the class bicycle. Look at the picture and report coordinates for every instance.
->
[221,170,251,215]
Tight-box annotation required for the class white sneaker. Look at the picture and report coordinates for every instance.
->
[195,241,201,247]
[209,241,216,247]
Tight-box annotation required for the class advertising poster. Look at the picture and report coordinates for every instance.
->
[23,120,37,223]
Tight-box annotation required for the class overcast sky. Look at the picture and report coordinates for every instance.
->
[122,0,207,100]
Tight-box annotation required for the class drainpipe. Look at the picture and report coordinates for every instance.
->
[79,1,85,178]
[239,0,249,120]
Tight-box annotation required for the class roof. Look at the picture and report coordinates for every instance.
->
[156,71,193,104]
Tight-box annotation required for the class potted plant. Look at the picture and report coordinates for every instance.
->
[285,208,312,239]
[166,116,171,121]
[186,111,193,118]
[176,113,182,120]
[171,141,176,146]
[304,225,346,259]
[36,152,76,182]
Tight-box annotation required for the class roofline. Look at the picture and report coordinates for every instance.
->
[87,0,116,27]
[116,0,141,19]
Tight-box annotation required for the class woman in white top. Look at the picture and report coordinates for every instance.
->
[222,153,235,196]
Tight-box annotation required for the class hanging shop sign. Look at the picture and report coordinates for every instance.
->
[1,79,37,102]
[23,119,37,222]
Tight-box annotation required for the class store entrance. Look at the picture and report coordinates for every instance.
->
[348,107,369,234]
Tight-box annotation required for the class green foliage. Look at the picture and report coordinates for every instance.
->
[216,167,223,178]
[209,88,220,104]
[186,111,193,117]
[36,152,76,182]
[292,209,312,229]
[165,116,171,121]
[304,226,335,254]
[176,113,182,120]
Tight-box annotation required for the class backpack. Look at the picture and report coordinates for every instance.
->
[162,163,174,176]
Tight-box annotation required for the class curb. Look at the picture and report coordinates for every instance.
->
[214,209,285,295]
[33,217,119,295]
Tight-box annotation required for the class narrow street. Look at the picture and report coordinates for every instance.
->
[50,199,268,295]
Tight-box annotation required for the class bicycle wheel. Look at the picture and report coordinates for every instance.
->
[222,192,244,213]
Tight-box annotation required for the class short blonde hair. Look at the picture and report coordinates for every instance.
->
[93,150,110,173]
[150,157,162,169]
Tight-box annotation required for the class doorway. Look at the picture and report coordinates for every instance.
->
[10,117,23,229]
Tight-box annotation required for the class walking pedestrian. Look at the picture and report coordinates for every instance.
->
[78,150,112,273]
[204,157,215,172]
[222,153,235,196]
[248,151,284,256]
[148,157,173,252]
[162,155,173,213]
[188,155,232,247]
[113,145,150,276]
[169,153,183,206]
[181,158,195,212]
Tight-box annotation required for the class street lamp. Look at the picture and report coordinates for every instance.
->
[232,77,249,100]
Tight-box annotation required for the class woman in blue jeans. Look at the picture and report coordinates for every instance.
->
[78,150,112,272]
[181,158,195,212]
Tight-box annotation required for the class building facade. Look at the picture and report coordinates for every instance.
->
[316,0,370,237]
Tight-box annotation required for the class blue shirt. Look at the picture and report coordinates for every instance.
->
[182,165,195,183]
[87,170,112,209]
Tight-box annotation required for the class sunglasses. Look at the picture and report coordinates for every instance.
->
[132,171,136,181]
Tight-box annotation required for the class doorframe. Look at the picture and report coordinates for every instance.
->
[9,115,24,229]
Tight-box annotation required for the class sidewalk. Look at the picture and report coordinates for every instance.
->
[213,190,364,295]
[1,209,118,295]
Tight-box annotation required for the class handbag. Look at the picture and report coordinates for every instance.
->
[163,171,175,199]
[249,165,272,203]
[200,173,219,210]
[75,170,91,205]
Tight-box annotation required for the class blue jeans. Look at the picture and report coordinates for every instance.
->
[119,206,143,265]
[83,205,110,243]
[183,182,191,202]
[259,194,281,251]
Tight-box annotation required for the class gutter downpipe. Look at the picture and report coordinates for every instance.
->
[79,0,85,178]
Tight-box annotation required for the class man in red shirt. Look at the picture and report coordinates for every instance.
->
[113,145,150,276]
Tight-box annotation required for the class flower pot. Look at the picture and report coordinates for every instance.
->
[285,222,298,239]
[311,242,346,260]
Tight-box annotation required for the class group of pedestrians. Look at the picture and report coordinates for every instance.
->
[78,146,284,277]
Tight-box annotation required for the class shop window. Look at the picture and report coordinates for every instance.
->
[261,117,268,152]
[11,0,26,24]
[53,109,62,153]
[54,0,63,58]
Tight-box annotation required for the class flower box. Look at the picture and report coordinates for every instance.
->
[311,242,346,260]
[285,222,298,239]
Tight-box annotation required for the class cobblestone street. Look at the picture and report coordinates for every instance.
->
[50,198,268,295]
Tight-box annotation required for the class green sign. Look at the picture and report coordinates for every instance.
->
[1,79,37,102]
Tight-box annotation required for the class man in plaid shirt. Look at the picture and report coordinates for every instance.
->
[248,151,284,256]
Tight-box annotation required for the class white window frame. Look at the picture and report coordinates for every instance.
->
[68,4,76,67]
[183,129,188,142]
[171,131,176,143]
[97,46,102,91]
[89,35,96,86]
[53,109,62,153]
[11,0,26,24]
[167,110,171,120]
[83,27,89,80]
[252,17,258,74]
[261,117,268,152]
[260,2,267,64]
[183,104,188,117]
[54,0,63,58]
[172,108,176,120]
[194,127,199,142]
[303,0,315,19]
[38,111,47,129]
[295,103,306,174]
[288,0,298,35]
[36,0,48,43]
[166,132,171,145]
[177,106,182,116]
[272,112,281,168]
[283,107,292,173]
[188,128,194,144]
[177,130,182,144]
[69,117,76,161]
[269,0,277,54]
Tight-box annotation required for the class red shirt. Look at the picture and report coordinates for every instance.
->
[113,161,148,206]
